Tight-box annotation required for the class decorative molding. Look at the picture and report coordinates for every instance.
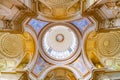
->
[91,69,120,80]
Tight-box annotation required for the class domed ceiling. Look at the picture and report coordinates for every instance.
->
[0,0,120,80]
[38,0,81,21]
[38,23,81,64]
[85,31,120,70]
[44,68,76,80]
[0,32,35,71]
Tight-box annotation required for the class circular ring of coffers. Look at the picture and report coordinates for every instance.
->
[38,23,82,64]
[0,31,36,72]
[97,32,120,57]
[0,33,24,58]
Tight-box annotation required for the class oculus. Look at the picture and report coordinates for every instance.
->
[38,23,81,64]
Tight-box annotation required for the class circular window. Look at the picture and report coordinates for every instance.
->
[38,23,81,64]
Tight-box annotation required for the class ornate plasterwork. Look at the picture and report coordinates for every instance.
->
[0,33,24,59]
[38,0,81,20]
[10,9,36,33]
[44,68,76,80]
[38,23,81,64]
[0,0,26,20]
[0,33,24,58]
[85,31,120,70]
[0,0,36,33]
[97,32,120,57]
[91,69,120,80]
[0,32,35,71]
[83,0,120,31]
[42,25,78,60]
[0,71,30,80]
[97,1,120,31]
[1,0,120,80]
[98,18,120,31]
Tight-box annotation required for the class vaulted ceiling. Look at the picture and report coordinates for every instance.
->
[0,0,120,80]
